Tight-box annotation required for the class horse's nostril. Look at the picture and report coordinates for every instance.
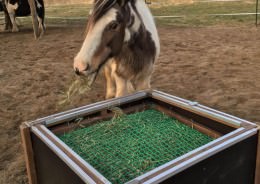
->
[84,64,89,71]
[75,68,80,75]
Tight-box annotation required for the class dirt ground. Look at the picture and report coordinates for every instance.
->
[0,25,259,183]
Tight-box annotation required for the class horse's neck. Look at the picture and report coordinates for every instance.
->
[117,24,156,66]
[127,0,160,59]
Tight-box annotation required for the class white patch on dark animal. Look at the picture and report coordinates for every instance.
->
[6,2,19,32]
[35,0,42,8]
[74,8,118,72]
[7,2,18,11]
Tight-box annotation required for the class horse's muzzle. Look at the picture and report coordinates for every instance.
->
[74,67,97,86]
[74,68,81,75]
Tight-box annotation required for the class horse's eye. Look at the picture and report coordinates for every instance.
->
[108,22,119,30]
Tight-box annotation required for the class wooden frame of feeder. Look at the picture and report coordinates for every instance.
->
[20,90,260,184]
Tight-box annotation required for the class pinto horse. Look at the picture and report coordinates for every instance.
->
[74,0,160,99]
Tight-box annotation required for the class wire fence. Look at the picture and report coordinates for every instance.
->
[0,0,259,29]
[45,0,258,26]
[0,12,4,31]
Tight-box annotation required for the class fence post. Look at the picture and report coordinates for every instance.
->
[256,0,259,26]
[28,0,40,39]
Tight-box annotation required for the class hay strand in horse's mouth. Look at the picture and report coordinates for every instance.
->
[58,77,91,105]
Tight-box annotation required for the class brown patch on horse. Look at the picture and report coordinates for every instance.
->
[113,0,156,78]
[115,24,156,79]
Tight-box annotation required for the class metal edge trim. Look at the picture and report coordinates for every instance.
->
[25,91,149,127]
[39,125,111,184]
[143,129,258,184]
[31,126,98,184]
[196,103,257,126]
[151,90,245,127]
[45,91,148,126]
[24,90,256,128]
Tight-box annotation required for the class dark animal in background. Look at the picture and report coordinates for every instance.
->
[74,0,160,99]
[0,0,12,31]
[0,0,3,11]
[1,0,45,33]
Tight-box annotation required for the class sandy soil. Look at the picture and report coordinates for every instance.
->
[0,25,259,183]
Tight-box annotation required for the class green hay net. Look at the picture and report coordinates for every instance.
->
[59,109,214,184]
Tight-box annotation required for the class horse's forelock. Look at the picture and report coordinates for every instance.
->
[92,0,117,23]
[85,0,120,36]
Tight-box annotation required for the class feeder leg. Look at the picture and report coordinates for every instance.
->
[255,128,260,184]
[20,124,38,184]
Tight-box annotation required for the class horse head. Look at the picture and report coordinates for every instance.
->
[74,0,132,85]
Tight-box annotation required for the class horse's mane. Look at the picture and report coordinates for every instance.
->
[91,0,117,23]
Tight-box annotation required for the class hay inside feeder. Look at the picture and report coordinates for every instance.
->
[59,109,214,184]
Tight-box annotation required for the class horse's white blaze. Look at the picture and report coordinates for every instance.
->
[74,8,118,72]
[135,0,160,59]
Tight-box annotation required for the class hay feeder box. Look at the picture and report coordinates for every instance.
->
[20,90,260,184]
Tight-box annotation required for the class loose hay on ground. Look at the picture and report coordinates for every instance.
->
[59,109,214,184]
